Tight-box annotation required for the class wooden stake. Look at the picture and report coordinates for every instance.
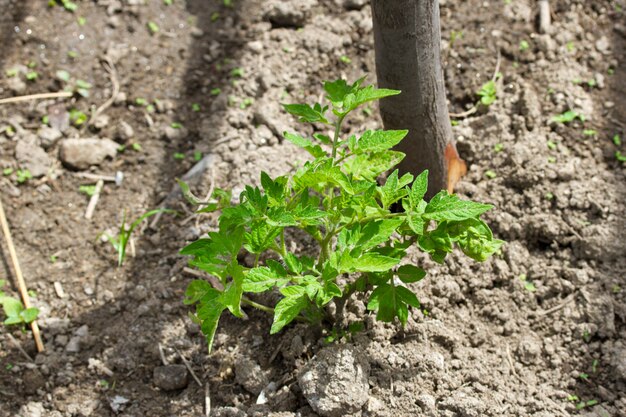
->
[0,196,44,352]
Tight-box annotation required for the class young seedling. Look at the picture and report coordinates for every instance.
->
[477,80,497,106]
[16,169,32,184]
[181,77,503,352]
[0,280,39,326]
[101,209,175,267]
[551,110,585,124]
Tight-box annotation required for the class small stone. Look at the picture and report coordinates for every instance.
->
[235,358,269,395]
[190,27,204,37]
[153,365,189,391]
[18,402,45,417]
[37,126,62,149]
[595,36,610,53]
[516,334,543,365]
[59,138,119,170]
[164,125,188,141]
[114,91,127,105]
[247,41,264,54]
[109,395,130,413]
[65,336,81,353]
[7,76,26,94]
[115,121,134,142]
[298,345,370,417]
[416,394,436,410]
[594,73,605,89]
[155,99,174,113]
[93,114,110,130]
[22,368,46,395]
[264,0,316,27]
[15,140,51,178]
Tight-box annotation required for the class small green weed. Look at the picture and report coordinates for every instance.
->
[16,169,32,184]
[551,110,585,124]
[0,280,39,326]
[101,209,175,267]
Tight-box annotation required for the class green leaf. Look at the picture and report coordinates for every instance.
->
[244,221,281,253]
[221,263,245,317]
[196,296,225,353]
[20,307,39,323]
[378,170,410,209]
[184,280,219,305]
[283,132,327,158]
[355,130,408,153]
[343,85,401,113]
[409,170,429,208]
[1,296,23,318]
[367,283,419,325]
[356,219,404,253]
[424,191,493,222]
[351,253,401,272]
[396,265,426,283]
[244,267,290,293]
[343,151,405,181]
[282,103,329,124]
[260,172,288,205]
[270,286,308,334]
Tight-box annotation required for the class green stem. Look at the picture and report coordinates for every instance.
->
[280,229,287,258]
[331,115,345,161]
[241,297,274,314]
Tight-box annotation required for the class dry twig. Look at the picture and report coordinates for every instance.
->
[0,197,44,352]
[84,180,104,220]
[86,57,120,129]
[0,91,73,105]
[6,333,34,362]
[175,348,202,387]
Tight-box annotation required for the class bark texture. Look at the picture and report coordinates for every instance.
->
[371,0,452,198]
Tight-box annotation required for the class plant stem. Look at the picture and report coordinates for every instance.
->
[331,115,345,161]
[241,297,274,314]
[280,229,287,258]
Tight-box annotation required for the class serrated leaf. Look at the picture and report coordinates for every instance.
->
[343,86,401,113]
[260,172,288,205]
[282,103,329,124]
[356,130,408,153]
[356,219,404,252]
[396,286,421,308]
[351,253,401,272]
[184,280,220,305]
[283,132,327,158]
[396,265,426,283]
[378,170,409,209]
[409,170,429,208]
[221,263,244,317]
[244,221,281,253]
[424,191,493,221]
[244,267,290,293]
[343,150,405,181]
[367,283,418,325]
[196,297,225,354]
[270,286,308,334]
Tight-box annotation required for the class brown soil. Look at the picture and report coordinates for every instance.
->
[0,0,624,416]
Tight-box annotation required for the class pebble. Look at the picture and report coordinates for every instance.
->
[298,345,370,417]
[93,114,110,130]
[58,138,119,170]
[18,402,45,417]
[15,140,51,178]
[190,27,204,37]
[264,0,315,27]
[595,36,610,53]
[164,125,188,141]
[37,126,62,149]
[153,365,189,391]
[115,120,134,142]
[7,76,26,94]
[235,358,269,395]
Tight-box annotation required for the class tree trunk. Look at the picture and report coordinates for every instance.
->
[371,0,454,199]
